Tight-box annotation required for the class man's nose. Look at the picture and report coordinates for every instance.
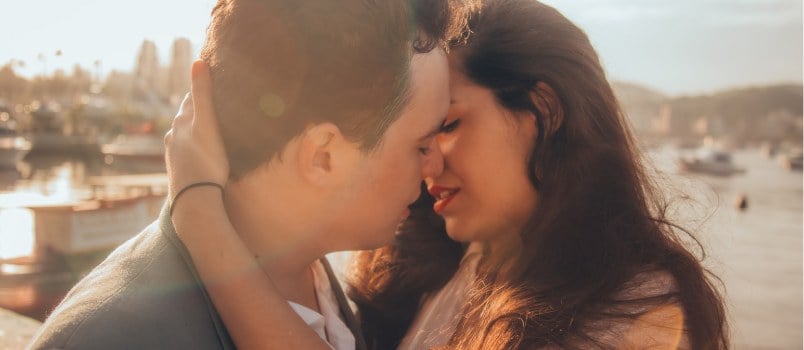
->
[421,138,444,179]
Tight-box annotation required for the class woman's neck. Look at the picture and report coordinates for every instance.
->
[470,232,523,281]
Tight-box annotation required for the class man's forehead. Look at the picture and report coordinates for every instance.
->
[384,48,449,138]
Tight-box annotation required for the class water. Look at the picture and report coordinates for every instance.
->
[1,149,801,348]
[648,147,802,349]
[0,155,165,259]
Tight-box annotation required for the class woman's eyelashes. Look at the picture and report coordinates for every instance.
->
[439,119,461,134]
[418,118,460,155]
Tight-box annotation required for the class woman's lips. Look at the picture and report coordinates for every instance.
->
[428,185,460,213]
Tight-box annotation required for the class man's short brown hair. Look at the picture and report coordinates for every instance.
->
[200,0,476,179]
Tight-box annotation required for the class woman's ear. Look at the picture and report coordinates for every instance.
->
[529,82,564,136]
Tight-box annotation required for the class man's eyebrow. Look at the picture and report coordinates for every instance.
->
[419,117,446,141]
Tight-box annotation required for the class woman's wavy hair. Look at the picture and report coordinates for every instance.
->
[348,0,728,349]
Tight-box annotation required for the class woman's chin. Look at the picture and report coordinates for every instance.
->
[444,221,474,243]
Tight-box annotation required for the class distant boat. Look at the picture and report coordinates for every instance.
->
[0,122,32,169]
[28,133,100,155]
[677,148,745,176]
[27,103,100,155]
[760,142,780,159]
[779,150,803,171]
[100,134,165,163]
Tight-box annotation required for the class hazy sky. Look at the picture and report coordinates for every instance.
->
[2,0,801,95]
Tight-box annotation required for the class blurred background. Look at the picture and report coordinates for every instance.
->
[0,0,801,348]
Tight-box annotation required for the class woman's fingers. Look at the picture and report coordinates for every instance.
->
[169,93,194,145]
[176,93,194,123]
[186,59,229,185]
[190,60,217,134]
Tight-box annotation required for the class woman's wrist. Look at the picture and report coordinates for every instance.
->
[170,182,224,216]
[171,185,228,239]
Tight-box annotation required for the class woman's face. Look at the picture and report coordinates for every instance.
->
[425,54,539,247]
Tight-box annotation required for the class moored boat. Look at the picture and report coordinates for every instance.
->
[779,150,803,171]
[677,148,745,176]
[100,134,165,164]
[27,174,167,255]
[0,174,167,320]
[28,194,164,255]
[0,118,32,169]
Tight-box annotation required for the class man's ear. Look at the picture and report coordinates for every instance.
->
[295,122,352,186]
[529,82,564,136]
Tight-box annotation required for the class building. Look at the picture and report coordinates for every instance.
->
[168,38,192,100]
[133,40,161,95]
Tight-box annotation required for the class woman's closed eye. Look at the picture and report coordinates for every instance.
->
[418,145,432,155]
[439,119,461,134]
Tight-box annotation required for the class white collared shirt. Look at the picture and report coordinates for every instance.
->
[287,260,355,350]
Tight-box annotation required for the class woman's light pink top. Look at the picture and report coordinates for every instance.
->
[399,252,690,350]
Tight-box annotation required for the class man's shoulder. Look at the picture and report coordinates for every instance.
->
[29,220,232,349]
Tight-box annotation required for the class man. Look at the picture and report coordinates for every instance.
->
[28,0,469,348]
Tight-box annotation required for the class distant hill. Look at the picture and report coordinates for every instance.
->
[612,81,667,104]
[612,82,802,120]
[667,84,802,123]
[612,82,667,130]
[612,82,803,143]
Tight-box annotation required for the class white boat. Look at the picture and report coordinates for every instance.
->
[28,195,164,255]
[27,174,167,255]
[677,148,745,176]
[0,123,32,169]
[100,134,165,163]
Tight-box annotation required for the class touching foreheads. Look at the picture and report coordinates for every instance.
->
[200,0,478,179]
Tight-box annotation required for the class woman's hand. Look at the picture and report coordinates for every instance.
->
[164,60,229,200]
[161,61,333,350]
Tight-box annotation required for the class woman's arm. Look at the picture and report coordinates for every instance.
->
[165,60,332,350]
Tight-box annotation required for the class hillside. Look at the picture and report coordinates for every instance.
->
[612,82,802,143]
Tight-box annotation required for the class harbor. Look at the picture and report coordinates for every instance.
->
[0,153,167,324]
[0,85,801,347]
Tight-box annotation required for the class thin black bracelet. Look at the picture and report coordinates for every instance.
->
[169,182,225,216]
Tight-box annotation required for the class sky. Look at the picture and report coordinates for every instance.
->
[1,0,801,96]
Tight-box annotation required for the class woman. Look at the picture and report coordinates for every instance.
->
[167,0,728,348]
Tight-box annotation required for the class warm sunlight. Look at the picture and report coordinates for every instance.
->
[0,0,800,348]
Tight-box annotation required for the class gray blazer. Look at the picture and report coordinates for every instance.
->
[28,205,368,350]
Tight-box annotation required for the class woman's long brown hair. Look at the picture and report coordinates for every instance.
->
[348,0,729,348]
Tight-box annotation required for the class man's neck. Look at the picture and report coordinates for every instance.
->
[223,181,325,312]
